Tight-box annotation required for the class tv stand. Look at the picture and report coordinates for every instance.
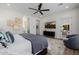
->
[43,31,55,38]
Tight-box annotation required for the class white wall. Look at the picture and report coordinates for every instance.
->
[0,8,26,34]
[54,8,79,38]
[0,7,39,34]
[0,8,24,28]
[40,8,79,38]
[0,6,79,36]
[40,17,55,35]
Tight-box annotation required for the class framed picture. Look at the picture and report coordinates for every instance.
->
[63,24,70,30]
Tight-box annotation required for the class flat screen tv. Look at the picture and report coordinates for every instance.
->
[45,22,56,29]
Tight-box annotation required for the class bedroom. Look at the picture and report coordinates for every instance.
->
[0,3,79,55]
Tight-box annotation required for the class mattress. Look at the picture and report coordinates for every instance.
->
[0,34,32,55]
[0,33,48,55]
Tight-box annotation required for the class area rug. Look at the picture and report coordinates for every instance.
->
[64,47,79,55]
[47,38,65,55]
[47,38,79,55]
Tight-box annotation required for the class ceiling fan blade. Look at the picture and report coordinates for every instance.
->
[41,9,50,11]
[29,8,37,11]
[39,11,43,15]
[38,3,42,10]
[33,11,38,14]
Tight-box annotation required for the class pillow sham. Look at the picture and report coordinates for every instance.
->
[0,32,8,48]
[6,31,15,43]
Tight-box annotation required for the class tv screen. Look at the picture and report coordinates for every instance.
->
[45,23,56,29]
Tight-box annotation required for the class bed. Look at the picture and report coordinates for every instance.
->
[0,31,48,55]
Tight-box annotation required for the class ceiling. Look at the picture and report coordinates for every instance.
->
[0,3,79,18]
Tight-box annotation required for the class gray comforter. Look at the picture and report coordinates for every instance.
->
[20,33,48,54]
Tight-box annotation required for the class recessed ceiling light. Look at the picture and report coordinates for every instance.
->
[65,6,69,8]
[7,3,11,6]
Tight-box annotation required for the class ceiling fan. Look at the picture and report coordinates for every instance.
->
[29,3,50,15]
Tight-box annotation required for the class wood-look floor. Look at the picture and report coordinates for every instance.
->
[64,47,79,55]
[47,37,79,55]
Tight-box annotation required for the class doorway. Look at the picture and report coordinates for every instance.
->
[36,20,40,35]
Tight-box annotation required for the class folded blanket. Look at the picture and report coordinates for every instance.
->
[20,33,48,54]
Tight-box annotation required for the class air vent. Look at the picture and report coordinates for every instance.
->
[58,3,63,6]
